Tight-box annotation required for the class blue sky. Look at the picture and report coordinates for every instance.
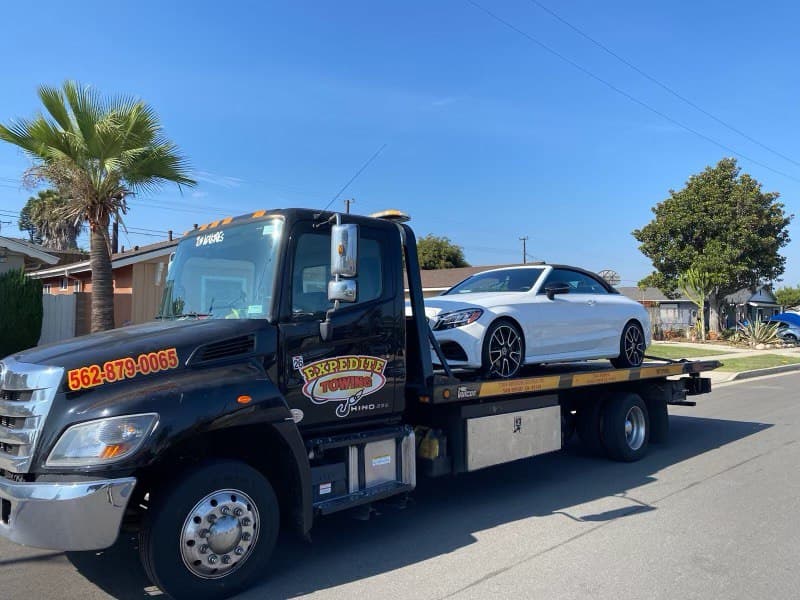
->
[1,0,798,288]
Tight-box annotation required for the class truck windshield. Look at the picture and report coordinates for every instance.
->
[444,268,545,295]
[158,218,283,320]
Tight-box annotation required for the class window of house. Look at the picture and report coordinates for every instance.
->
[73,279,82,293]
[60,277,68,291]
[43,283,51,294]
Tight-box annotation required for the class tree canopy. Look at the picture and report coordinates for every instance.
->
[0,81,194,331]
[633,158,792,330]
[417,234,469,270]
[18,189,81,249]
[775,285,800,309]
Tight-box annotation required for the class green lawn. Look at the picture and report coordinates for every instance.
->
[647,343,733,360]
[716,354,800,372]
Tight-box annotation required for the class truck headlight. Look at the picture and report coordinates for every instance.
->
[46,413,158,467]
[432,309,483,330]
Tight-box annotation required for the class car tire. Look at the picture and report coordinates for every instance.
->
[601,393,650,462]
[785,334,797,342]
[481,319,524,378]
[139,460,279,600]
[610,321,646,368]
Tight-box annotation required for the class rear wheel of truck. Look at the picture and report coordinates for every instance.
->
[601,393,650,462]
[139,460,279,600]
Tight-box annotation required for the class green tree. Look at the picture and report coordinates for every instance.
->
[678,267,713,341]
[417,234,469,269]
[633,158,792,333]
[775,285,800,309]
[19,189,82,249]
[0,81,194,332]
[0,269,43,356]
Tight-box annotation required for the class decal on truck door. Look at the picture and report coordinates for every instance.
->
[299,355,388,418]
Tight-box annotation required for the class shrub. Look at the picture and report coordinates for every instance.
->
[0,269,43,357]
[738,320,779,347]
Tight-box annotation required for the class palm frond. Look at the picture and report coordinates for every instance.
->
[37,85,74,133]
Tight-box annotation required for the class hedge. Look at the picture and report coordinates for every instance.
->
[0,269,43,358]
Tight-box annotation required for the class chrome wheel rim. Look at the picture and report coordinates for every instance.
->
[624,406,646,450]
[488,324,523,378]
[624,325,645,365]
[180,489,260,579]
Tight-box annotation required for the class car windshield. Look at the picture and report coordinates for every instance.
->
[158,218,283,320]
[444,268,545,295]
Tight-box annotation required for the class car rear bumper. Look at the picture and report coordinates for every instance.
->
[0,476,136,551]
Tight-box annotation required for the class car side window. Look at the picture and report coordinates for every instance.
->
[542,269,609,295]
[291,231,384,316]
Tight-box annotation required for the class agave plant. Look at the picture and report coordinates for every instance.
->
[738,320,780,346]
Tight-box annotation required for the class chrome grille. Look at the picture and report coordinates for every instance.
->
[0,358,63,474]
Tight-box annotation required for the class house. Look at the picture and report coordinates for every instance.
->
[617,287,697,336]
[29,238,177,339]
[723,287,781,326]
[0,236,60,274]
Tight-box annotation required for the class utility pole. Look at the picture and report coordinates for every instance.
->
[344,198,355,214]
[519,236,528,265]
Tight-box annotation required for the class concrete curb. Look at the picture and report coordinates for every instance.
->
[725,362,800,381]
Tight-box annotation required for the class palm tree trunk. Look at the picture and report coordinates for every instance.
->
[90,218,115,332]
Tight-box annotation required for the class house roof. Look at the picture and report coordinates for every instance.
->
[29,238,177,279]
[0,235,59,265]
[724,286,779,306]
[617,286,693,303]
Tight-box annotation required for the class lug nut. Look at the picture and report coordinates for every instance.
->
[221,555,231,564]
[199,544,209,554]
[208,555,218,564]
[234,546,245,556]
[220,506,230,515]
[207,514,217,523]
[234,508,244,517]
[242,532,251,542]
[241,518,251,526]
[199,529,210,538]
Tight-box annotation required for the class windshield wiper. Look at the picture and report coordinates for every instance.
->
[156,312,212,320]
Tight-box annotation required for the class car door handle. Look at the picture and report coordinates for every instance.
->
[586,299,596,306]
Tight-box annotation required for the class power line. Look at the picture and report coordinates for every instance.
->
[528,0,800,169]
[323,143,388,211]
[466,0,800,184]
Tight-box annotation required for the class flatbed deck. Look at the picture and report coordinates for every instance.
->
[426,359,721,404]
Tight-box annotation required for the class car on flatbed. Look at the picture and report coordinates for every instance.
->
[423,265,651,378]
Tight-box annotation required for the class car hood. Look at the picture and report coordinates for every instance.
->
[421,292,526,317]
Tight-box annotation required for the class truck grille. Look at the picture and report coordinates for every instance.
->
[0,358,63,474]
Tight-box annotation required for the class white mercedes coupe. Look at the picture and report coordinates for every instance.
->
[423,265,651,378]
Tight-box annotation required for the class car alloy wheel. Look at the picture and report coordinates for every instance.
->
[486,321,523,378]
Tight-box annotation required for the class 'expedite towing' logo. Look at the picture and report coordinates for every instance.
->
[300,355,387,418]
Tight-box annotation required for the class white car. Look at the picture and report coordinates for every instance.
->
[422,265,651,378]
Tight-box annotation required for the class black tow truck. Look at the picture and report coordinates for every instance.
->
[0,208,717,599]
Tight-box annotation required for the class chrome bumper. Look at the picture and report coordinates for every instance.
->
[0,476,136,551]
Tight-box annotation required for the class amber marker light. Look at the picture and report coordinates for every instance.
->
[442,389,451,399]
[237,395,253,404]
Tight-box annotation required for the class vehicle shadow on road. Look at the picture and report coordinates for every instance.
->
[64,414,769,599]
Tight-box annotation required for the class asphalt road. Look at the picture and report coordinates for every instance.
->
[2,373,799,600]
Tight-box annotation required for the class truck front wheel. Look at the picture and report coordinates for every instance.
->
[139,460,279,600]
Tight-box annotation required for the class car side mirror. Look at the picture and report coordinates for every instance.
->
[545,283,570,300]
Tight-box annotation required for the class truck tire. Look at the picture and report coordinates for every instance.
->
[601,393,650,462]
[139,460,279,600]
[645,395,669,444]
[576,399,604,455]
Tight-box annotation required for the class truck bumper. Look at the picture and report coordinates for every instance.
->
[0,476,136,551]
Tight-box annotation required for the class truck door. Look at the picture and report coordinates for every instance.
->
[277,219,403,428]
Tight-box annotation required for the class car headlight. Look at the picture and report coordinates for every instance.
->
[432,309,483,330]
[46,413,158,468]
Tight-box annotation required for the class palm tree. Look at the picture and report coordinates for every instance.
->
[0,81,194,331]
[20,189,83,250]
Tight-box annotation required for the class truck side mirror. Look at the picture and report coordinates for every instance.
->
[331,224,358,277]
[328,279,357,303]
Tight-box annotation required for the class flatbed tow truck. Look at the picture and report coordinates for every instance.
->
[0,208,718,599]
